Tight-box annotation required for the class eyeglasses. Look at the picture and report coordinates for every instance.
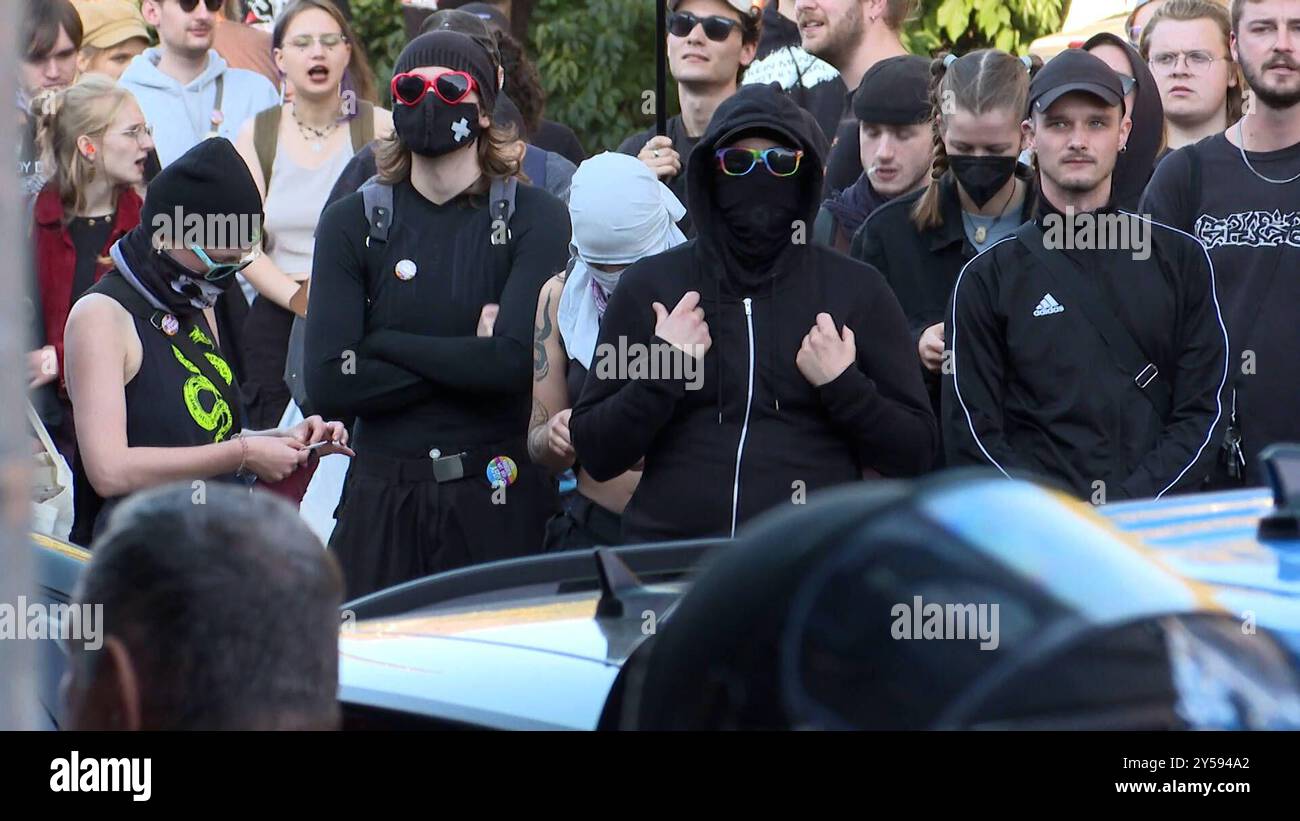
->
[667,11,741,42]
[1149,50,1223,74]
[286,33,349,51]
[716,147,804,177]
[118,123,154,145]
[391,70,478,107]
[175,0,224,13]
[188,245,259,281]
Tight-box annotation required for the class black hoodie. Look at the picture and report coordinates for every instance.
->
[569,84,937,543]
[1083,33,1166,211]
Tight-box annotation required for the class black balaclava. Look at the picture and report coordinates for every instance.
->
[391,30,497,158]
[713,162,805,291]
[1083,32,1165,209]
[120,137,263,317]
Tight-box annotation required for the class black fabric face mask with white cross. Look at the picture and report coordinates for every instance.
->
[392,97,485,158]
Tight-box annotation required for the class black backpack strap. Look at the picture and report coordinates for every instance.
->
[489,175,517,236]
[360,175,394,244]
[1013,221,1173,419]
[488,175,518,287]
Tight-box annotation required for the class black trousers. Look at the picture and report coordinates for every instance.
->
[543,491,624,551]
[330,440,559,600]
[239,295,295,430]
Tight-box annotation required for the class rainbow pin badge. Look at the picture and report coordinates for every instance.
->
[486,455,518,489]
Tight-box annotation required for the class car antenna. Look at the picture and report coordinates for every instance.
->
[594,548,644,618]
[1257,444,1300,540]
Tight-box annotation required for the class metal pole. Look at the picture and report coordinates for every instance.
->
[0,17,35,729]
[656,0,667,136]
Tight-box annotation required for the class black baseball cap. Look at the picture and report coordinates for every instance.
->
[1029,48,1125,116]
[853,55,931,125]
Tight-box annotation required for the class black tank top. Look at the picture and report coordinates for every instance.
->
[566,358,588,408]
[70,272,244,544]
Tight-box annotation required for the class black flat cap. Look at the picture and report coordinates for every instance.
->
[853,55,932,125]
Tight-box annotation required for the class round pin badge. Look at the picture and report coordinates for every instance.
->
[161,314,180,336]
[485,455,518,489]
[395,259,418,281]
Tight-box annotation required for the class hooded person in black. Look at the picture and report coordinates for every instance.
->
[569,84,937,543]
[1084,32,1167,210]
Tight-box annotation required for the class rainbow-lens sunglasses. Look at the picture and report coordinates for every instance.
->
[715,147,804,177]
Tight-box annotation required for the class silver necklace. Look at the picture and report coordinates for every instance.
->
[972,179,1019,244]
[292,103,338,153]
[1236,116,1300,184]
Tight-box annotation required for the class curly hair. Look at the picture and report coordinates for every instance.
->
[495,29,547,139]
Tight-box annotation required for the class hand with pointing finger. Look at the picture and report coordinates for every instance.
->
[797,312,856,387]
[652,291,711,359]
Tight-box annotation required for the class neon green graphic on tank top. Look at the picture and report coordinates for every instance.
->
[171,325,234,443]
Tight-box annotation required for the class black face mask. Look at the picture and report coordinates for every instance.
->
[393,97,483,158]
[119,227,239,316]
[948,154,1018,207]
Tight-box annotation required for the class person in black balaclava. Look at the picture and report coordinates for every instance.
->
[63,136,352,544]
[569,83,937,544]
[1084,32,1167,210]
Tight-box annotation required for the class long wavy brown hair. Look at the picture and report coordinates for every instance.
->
[375,113,523,189]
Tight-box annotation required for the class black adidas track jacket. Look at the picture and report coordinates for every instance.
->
[941,203,1229,500]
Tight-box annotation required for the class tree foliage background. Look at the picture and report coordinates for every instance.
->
[352,0,1070,154]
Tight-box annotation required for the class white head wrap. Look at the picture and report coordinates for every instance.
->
[558,152,687,369]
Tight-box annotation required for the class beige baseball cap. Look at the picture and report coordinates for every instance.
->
[668,0,763,16]
[73,0,151,50]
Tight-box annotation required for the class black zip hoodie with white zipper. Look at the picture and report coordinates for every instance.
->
[569,85,937,543]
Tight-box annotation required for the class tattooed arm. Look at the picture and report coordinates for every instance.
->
[528,275,577,472]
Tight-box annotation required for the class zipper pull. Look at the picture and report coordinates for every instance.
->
[743,297,752,315]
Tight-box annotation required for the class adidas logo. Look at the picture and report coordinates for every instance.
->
[1032,293,1064,317]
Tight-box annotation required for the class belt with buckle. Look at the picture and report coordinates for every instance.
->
[428,448,470,483]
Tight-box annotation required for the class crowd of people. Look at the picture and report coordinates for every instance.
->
[17,0,1300,609]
